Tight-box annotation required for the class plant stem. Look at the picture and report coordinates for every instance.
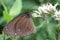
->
[3,33,6,40]
[57,21,60,40]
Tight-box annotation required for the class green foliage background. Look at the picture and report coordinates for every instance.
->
[0,0,60,40]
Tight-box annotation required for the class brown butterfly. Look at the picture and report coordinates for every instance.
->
[3,11,34,37]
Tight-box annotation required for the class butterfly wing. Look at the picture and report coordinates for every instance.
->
[15,14,34,37]
[4,12,34,37]
[4,13,26,36]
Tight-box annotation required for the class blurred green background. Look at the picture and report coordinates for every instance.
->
[0,0,60,40]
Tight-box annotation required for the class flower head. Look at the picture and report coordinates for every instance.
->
[46,3,58,12]
[39,3,58,13]
[54,11,60,20]
[32,3,59,17]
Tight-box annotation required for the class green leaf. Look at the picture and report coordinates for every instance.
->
[0,35,3,40]
[46,25,56,40]
[36,34,44,40]
[9,0,22,16]
[22,0,38,12]
[2,0,22,23]
[1,0,15,10]
[3,11,13,23]
[36,30,47,40]
[0,17,5,25]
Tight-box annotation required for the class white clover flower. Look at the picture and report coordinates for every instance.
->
[32,10,42,17]
[39,3,58,13]
[32,3,59,17]
[54,11,60,20]
[46,3,59,12]
[38,6,48,13]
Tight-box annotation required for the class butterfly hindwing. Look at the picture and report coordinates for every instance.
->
[4,14,26,36]
[15,14,34,36]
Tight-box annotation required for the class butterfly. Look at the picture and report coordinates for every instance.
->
[3,11,34,37]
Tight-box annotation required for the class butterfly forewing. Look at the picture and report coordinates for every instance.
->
[4,12,34,37]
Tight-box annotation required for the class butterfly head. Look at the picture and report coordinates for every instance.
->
[24,11,32,18]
